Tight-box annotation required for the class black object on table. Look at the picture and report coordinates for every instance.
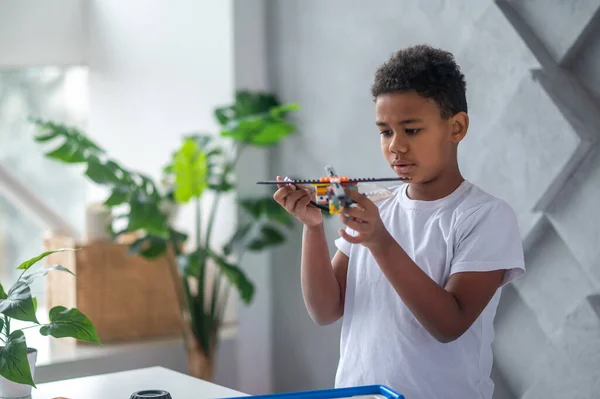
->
[130,390,172,399]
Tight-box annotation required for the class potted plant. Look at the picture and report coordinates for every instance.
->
[28,90,317,381]
[0,248,101,398]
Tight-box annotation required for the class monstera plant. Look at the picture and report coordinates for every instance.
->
[0,248,100,398]
[28,91,308,380]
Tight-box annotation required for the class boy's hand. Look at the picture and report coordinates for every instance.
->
[338,189,392,249]
[273,176,323,228]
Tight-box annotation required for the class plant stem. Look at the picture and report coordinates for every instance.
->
[16,268,28,284]
[195,190,202,252]
[206,144,243,325]
[14,324,48,332]
[196,195,205,316]
[164,246,190,343]
[204,184,223,251]
[204,143,243,250]
[216,283,231,323]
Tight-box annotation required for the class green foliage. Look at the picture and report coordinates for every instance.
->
[171,137,208,202]
[31,119,170,240]
[0,249,101,387]
[0,331,33,386]
[29,90,305,359]
[215,91,301,146]
[39,306,101,343]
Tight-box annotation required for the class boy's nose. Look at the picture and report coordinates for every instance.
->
[389,137,408,153]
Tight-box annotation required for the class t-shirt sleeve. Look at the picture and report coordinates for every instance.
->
[450,200,525,287]
[334,226,356,257]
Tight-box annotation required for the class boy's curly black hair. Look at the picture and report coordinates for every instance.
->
[371,44,467,119]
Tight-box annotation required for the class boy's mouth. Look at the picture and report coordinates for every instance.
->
[392,161,415,174]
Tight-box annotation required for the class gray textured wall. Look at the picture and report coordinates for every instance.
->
[265,1,600,398]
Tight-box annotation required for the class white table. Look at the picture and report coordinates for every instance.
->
[32,366,247,399]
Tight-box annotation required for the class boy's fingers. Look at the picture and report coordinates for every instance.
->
[339,228,361,244]
[345,189,372,209]
[276,176,297,191]
[342,203,367,218]
[339,214,368,232]
[284,190,310,212]
[295,193,313,211]
[273,186,291,202]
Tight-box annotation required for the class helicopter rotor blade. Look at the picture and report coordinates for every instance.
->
[256,179,323,185]
[256,176,410,185]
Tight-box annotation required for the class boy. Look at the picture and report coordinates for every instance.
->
[272,44,525,399]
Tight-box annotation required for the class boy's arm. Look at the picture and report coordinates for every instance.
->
[340,191,524,343]
[368,239,505,343]
[301,222,349,326]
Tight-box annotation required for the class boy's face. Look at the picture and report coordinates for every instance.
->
[375,91,467,184]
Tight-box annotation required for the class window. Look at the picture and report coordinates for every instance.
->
[0,66,88,304]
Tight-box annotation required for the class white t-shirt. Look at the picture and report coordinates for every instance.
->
[334,180,525,399]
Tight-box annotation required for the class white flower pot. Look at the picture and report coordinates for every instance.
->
[0,348,37,399]
[85,202,113,241]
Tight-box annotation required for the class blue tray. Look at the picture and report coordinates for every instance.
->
[222,385,405,399]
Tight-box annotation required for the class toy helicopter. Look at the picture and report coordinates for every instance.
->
[257,165,410,214]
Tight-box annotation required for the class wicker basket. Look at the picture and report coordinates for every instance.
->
[43,233,183,343]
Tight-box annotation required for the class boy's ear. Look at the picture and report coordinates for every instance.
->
[449,112,469,143]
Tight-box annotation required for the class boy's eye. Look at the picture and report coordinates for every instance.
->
[379,130,393,136]
[405,128,421,135]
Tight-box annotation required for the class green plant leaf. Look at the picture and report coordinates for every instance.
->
[214,91,279,126]
[45,140,87,163]
[217,91,299,146]
[0,282,6,299]
[168,228,188,256]
[85,155,122,185]
[263,198,294,227]
[210,254,254,304]
[169,228,188,244]
[208,180,234,192]
[269,102,301,118]
[144,213,171,239]
[40,306,101,344]
[0,330,35,387]
[179,248,208,278]
[220,117,264,142]
[21,264,75,286]
[0,318,4,335]
[16,248,76,271]
[239,198,263,219]
[33,129,59,142]
[239,197,294,228]
[214,108,230,126]
[172,138,208,203]
[234,91,280,116]
[31,119,105,154]
[0,282,39,324]
[104,186,130,206]
[164,134,225,195]
[249,121,296,146]
[246,225,286,251]
[30,118,172,245]
[128,235,168,259]
[222,222,253,256]
[124,198,170,239]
